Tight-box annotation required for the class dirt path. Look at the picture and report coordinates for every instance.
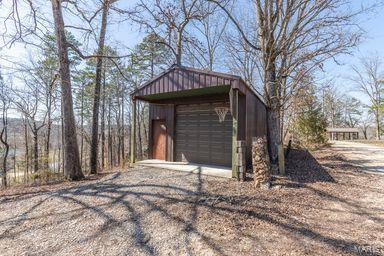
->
[331,141,384,174]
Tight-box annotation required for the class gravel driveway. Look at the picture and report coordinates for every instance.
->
[331,141,384,173]
[0,148,383,256]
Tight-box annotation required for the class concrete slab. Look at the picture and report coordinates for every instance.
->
[136,159,232,178]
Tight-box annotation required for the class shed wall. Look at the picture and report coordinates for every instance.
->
[244,85,268,167]
[148,89,267,169]
[148,94,231,161]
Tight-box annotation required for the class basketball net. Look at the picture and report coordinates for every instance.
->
[214,107,229,123]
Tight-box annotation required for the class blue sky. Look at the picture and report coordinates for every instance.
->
[111,0,384,105]
[320,0,384,103]
[1,0,383,105]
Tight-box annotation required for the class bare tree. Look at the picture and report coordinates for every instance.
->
[208,0,364,166]
[319,84,343,132]
[351,55,384,140]
[222,17,261,90]
[0,76,10,186]
[13,81,47,174]
[360,113,373,140]
[101,68,106,169]
[186,1,230,70]
[133,0,211,66]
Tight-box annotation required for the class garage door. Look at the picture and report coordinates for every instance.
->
[175,102,232,167]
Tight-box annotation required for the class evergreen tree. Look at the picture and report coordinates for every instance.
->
[294,84,327,148]
[132,33,172,78]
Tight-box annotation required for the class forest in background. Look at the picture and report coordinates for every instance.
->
[0,0,383,187]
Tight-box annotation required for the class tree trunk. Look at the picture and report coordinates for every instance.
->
[0,109,9,187]
[13,133,17,182]
[176,27,184,66]
[45,86,53,170]
[80,86,84,168]
[121,92,125,165]
[44,116,51,170]
[51,0,83,180]
[363,127,368,140]
[32,124,39,173]
[150,52,154,77]
[58,146,61,173]
[116,96,121,166]
[13,131,16,166]
[23,117,29,180]
[60,104,65,174]
[108,97,112,168]
[376,109,381,140]
[101,69,106,169]
[266,63,281,165]
[90,0,110,174]
[45,117,51,170]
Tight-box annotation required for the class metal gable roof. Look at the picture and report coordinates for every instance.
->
[130,65,266,107]
[131,65,240,99]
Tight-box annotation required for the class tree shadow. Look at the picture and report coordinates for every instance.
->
[286,149,335,183]
[0,165,381,255]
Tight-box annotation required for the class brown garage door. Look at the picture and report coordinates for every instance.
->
[175,102,232,167]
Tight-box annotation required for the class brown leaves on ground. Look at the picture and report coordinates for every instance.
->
[0,148,383,255]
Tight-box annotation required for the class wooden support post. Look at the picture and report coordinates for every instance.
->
[130,99,137,167]
[231,89,239,179]
[236,140,246,181]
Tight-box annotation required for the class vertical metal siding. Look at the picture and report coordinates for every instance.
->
[135,67,237,98]
[243,81,268,167]
[133,68,247,97]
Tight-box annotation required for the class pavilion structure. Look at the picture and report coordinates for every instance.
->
[326,127,359,140]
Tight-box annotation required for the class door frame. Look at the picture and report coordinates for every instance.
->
[151,119,167,160]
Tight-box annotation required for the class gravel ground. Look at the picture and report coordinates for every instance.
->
[354,140,384,148]
[0,148,383,256]
[331,140,384,173]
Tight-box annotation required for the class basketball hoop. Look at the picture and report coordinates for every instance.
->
[214,107,229,123]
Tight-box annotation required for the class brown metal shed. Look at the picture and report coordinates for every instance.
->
[130,65,267,178]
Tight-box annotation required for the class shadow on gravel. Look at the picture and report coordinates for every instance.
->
[1,152,380,256]
[286,149,335,183]
[54,171,374,255]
